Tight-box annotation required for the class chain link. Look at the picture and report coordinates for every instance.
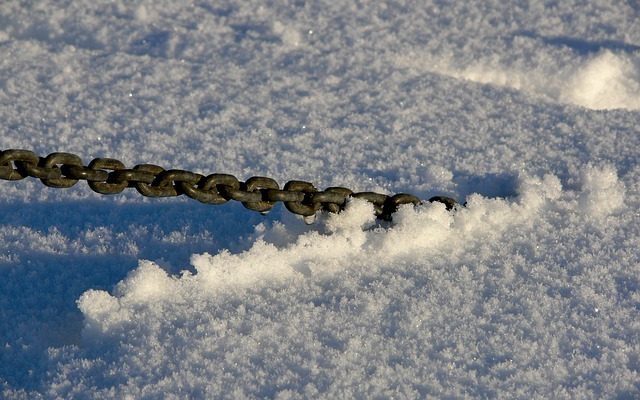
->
[0,149,459,220]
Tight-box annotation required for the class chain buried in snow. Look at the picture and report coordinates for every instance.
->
[0,149,459,220]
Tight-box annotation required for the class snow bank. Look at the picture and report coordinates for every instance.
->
[45,168,633,398]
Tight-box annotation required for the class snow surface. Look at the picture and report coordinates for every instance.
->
[0,1,639,398]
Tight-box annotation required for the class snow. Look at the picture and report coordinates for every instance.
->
[436,50,640,110]
[1,1,639,398]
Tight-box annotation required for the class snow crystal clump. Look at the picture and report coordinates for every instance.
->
[578,164,625,218]
[113,260,178,304]
[77,260,179,340]
[78,289,132,339]
[562,51,640,110]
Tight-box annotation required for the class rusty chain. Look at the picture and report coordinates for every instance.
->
[0,149,458,220]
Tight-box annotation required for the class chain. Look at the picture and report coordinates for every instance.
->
[0,149,458,220]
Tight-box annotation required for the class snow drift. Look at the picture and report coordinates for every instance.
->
[35,168,633,399]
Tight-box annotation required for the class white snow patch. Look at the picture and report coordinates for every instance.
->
[77,289,132,339]
[431,51,640,110]
[578,164,625,218]
[562,51,640,110]
[113,260,178,304]
[77,260,181,338]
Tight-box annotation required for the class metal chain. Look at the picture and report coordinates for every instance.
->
[0,149,458,220]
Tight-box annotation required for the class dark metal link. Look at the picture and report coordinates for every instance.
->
[0,149,39,180]
[62,165,109,182]
[88,158,128,194]
[390,193,421,207]
[381,193,422,221]
[18,162,61,181]
[109,168,156,186]
[352,192,389,216]
[315,187,353,213]
[428,196,458,211]
[40,152,84,188]
[352,191,389,205]
[262,189,305,203]
[9,150,61,181]
[131,164,173,197]
[0,149,461,220]
[282,180,321,217]
[187,174,239,205]
[309,191,349,205]
[155,169,204,198]
[218,183,262,203]
[242,176,279,213]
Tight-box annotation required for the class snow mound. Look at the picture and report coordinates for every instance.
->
[79,173,563,323]
[562,52,640,110]
[440,51,640,110]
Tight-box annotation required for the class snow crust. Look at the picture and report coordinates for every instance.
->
[1,0,639,398]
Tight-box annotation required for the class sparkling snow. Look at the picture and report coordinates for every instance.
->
[1,1,639,398]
